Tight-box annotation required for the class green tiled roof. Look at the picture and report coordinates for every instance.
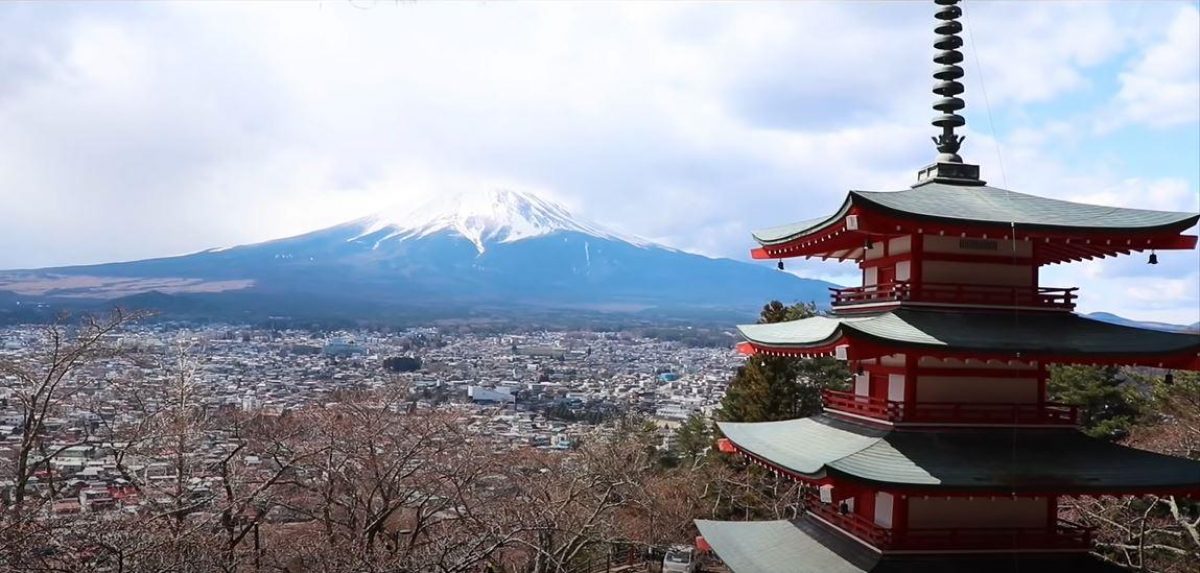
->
[752,210,850,245]
[696,518,1127,573]
[752,184,1199,246]
[716,416,883,477]
[737,309,1200,357]
[718,415,1200,491]
[696,519,866,573]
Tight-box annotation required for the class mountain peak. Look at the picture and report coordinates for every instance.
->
[354,188,650,253]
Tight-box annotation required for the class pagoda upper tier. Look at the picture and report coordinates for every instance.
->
[751,183,1198,265]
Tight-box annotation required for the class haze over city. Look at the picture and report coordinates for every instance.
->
[2,1,1197,322]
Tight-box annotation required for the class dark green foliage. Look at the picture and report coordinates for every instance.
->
[717,301,850,423]
[382,355,422,372]
[1048,365,1145,440]
[672,413,713,463]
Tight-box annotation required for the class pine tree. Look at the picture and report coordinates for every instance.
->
[717,301,850,423]
[673,413,713,463]
[1049,365,1145,440]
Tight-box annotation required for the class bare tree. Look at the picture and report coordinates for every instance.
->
[0,310,142,567]
[1067,371,1200,573]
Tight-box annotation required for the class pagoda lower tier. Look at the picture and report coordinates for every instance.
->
[696,517,1128,573]
[707,415,1200,560]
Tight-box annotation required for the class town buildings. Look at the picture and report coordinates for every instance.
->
[0,322,739,515]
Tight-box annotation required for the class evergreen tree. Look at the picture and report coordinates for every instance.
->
[673,413,712,464]
[717,301,850,423]
[1048,365,1145,440]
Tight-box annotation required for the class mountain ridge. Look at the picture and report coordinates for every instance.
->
[0,189,834,322]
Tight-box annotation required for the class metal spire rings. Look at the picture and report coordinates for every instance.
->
[932,0,966,163]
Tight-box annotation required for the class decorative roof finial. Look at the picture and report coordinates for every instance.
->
[932,0,966,163]
[914,0,984,187]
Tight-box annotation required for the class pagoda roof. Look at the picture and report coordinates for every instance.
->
[753,183,1199,246]
[696,518,1126,573]
[737,308,1200,368]
[718,415,1200,494]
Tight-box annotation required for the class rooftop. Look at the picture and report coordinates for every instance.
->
[737,308,1200,367]
[696,518,1127,573]
[753,184,1199,246]
[718,414,1200,494]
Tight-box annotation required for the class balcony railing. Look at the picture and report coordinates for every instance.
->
[830,281,1078,310]
[822,389,1079,426]
[807,499,1094,552]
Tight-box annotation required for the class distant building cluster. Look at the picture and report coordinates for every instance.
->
[0,322,740,516]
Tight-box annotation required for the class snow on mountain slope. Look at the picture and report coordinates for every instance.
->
[351,189,657,253]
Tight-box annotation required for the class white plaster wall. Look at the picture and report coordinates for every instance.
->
[896,261,911,281]
[864,267,878,287]
[889,236,913,255]
[908,497,1047,529]
[875,492,895,529]
[854,373,870,396]
[888,375,905,401]
[916,377,1038,403]
[879,354,906,368]
[865,243,886,261]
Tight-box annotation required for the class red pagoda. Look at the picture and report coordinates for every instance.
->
[696,1,1200,571]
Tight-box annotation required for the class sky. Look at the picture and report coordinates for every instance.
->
[1,0,1197,322]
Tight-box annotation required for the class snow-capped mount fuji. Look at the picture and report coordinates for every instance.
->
[0,189,834,322]
[351,189,655,254]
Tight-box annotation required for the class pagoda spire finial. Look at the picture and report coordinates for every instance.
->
[932,0,966,163]
[914,0,984,186]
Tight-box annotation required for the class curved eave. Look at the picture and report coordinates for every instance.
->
[750,198,870,263]
[695,519,870,573]
[738,311,1200,370]
[753,197,853,246]
[697,518,1130,573]
[750,187,1198,264]
[851,188,1200,237]
[720,418,1200,496]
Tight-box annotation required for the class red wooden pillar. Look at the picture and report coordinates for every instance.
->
[894,494,909,534]
[904,353,919,418]
[1036,361,1048,408]
[1030,241,1039,286]
[860,489,876,522]
[1046,495,1058,527]
[910,234,924,290]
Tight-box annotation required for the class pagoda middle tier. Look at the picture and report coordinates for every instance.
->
[735,308,1200,427]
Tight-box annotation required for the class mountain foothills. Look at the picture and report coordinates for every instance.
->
[0,190,833,323]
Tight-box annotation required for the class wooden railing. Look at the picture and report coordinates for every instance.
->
[830,281,1078,310]
[821,390,1079,426]
[820,390,901,420]
[807,498,1094,552]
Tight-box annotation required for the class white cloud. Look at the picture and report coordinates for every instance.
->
[0,1,1196,322]
[1107,5,1200,129]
